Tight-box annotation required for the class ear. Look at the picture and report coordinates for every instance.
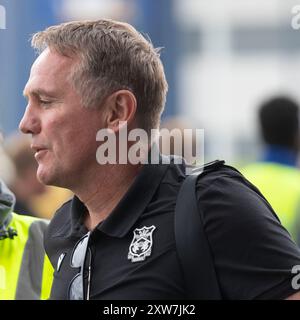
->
[105,90,137,133]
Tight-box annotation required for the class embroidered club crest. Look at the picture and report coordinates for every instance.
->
[128,225,156,262]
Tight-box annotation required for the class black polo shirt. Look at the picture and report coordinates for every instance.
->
[45,159,300,300]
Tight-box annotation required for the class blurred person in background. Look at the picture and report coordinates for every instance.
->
[5,134,46,217]
[0,140,53,299]
[0,179,53,299]
[241,96,300,245]
[30,184,72,220]
[0,133,16,188]
[5,133,72,219]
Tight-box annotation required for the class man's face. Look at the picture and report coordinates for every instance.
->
[19,48,105,188]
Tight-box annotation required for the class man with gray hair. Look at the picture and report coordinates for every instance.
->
[20,19,300,300]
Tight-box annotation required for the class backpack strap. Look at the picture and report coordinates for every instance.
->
[175,161,223,299]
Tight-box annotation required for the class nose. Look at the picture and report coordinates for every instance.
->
[19,104,41,135]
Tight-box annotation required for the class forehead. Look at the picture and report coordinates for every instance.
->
[24,48,76,95]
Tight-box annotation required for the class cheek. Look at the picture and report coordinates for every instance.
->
[57,131,98,161]
[44,111,101,157]
[43,118,64,141]
[44,118,77,149]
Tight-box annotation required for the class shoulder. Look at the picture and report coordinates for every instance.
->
[9,214,50,255]
[195,163,281,226]
[11,212,50,233]
[194,163,300,299]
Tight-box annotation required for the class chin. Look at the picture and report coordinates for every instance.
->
[37,172,54,186]
[37,166,61,187]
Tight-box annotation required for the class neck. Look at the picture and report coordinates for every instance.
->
[72,164,142,230]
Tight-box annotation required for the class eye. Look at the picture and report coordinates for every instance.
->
[40,99,53,107]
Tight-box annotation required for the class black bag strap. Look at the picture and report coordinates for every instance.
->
[174,161,223,299]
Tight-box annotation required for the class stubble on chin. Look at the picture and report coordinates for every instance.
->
[36,164,58,187]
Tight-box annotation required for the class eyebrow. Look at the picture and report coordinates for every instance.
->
[23,88,59,99]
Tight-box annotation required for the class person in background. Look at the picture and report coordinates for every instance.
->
[5,134,46,217]
[241,96,300,244]
[4,133,72,219]
[0,131,15,188]
[0,179,53,299]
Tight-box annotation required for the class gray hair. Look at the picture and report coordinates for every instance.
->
[31,19,168,133]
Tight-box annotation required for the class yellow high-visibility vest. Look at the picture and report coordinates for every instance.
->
[0,212,53,300]
[241,162,300,242]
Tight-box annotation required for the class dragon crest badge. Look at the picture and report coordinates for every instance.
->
[128,225,156,262]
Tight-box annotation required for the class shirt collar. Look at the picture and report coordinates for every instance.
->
[69,151,170,238]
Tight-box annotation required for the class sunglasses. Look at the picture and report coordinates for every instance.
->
[68,232,92,300]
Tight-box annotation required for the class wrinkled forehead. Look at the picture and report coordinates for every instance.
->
[24,48,77,96]
[31,47,76,78]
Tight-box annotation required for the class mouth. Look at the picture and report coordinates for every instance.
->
[35,149,48,161]
[31,144,46,152]
[31,145,48,159]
